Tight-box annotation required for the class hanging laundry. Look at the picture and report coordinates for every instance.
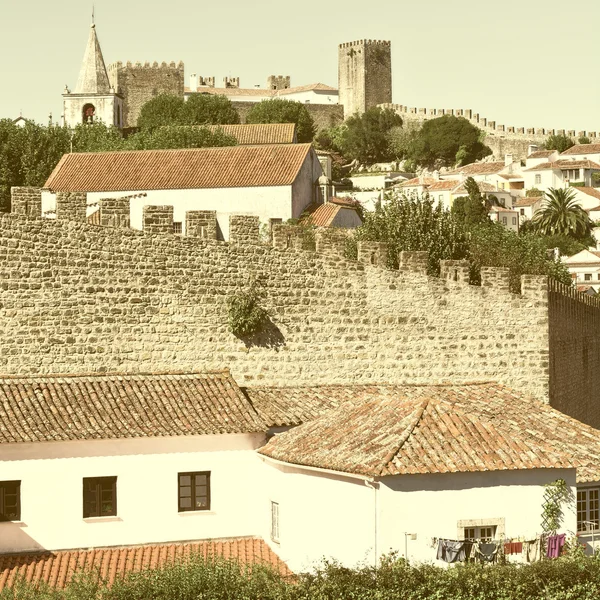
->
[523,538,543,563]
[476,541,499,563]
[546,534,566,559]
[504,541,523,555]
[437,539,471,563]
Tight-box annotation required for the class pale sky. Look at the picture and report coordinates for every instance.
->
[1,0,599,132]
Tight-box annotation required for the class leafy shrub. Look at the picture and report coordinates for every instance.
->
[227,283,267,337]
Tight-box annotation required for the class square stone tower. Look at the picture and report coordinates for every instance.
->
[338,40,392,118]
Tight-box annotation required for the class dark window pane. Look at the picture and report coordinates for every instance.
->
[179,476,191,486]
[180,497,192,509]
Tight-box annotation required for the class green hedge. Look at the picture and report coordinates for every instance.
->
[2,552,600,600]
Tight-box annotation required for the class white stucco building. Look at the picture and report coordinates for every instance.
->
[42,144,324,240]
[1,375,600,588]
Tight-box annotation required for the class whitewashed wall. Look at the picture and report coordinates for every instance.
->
[0,433,266,553]
[261,458,577,571]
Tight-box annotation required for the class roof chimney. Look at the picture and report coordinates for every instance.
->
[528,144,538,156]
[189,73,198,91]
[504,153,513,167]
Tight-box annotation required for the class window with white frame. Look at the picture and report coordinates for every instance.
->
[535,174,541,185]
[578,488,599,533]
[458,518,504,540]
[271,501,280,543]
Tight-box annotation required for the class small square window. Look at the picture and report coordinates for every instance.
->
[535,174,541,185]
[178,472,211,512]
[585,274,592,281]
[173,222,182,235]
[464,525,496,541]
[502,217,507,224]
[0,481,21,522]
[83,477,117,518]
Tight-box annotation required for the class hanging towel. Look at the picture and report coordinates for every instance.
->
[523,538,542,563]
[546,534,566,559]
[504,541,523,555]
[436,539,468,563]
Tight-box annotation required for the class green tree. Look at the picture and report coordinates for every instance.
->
[451,177,489,228]
[387,121,422,161]
[356,192,468,272]
[336,107,403,164]
[125,126,236,150]
[181,94,240,125]
[532,187,593,240]
[578,135,591,145]
[406,115,491,169]
[246,98,316,143]
[543,133,575,153]
[71,122,125,152]
[468,224,572,291]
[526,187,544,197]
[136,94,186,129]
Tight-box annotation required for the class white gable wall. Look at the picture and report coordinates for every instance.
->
[260,458,576,571]
[0,433,266,554]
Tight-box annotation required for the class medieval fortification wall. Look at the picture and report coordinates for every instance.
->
[7,186,600,427]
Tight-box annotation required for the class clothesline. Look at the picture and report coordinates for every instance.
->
[434,533,566,564]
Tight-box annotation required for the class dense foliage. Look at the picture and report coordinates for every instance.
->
[0,119,236,212]
[352,192,571,292]
[405,115,492,168]
[334,107,403,163]
[137,93,240,129]
[532,187,594,241]
[227,283,267,337]
[451,177,490,228]
[2,551,600,600]
[246,98,316,143]
[543,133,575,153]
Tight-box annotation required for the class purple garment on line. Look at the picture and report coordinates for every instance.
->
[546,534,566,558]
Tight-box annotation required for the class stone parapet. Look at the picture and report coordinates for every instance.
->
[56,192,87,222]
[399,251,428,274]
[185,211,217,240]
[229,215,260,245]
[481,267,511,292]
[440,260,470,284]
[143,205,174,234]
[357,241,388,266]
[11,187,42,217]
[315,228,348,257]
[101,197,131,228]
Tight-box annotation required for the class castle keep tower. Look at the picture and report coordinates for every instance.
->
[63,23,123,129]
[338,40,392,118]
[108,60,184,129]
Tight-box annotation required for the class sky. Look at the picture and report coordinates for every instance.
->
[1,0,599,132]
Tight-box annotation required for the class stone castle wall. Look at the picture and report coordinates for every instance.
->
[108,61,185,129]
[380,104,600,160]
[0,212,554,418]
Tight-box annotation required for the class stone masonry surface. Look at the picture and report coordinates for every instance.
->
[11,188,42,217]
[0,214,552,413]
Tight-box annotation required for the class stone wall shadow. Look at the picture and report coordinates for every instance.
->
[237,316,285,350]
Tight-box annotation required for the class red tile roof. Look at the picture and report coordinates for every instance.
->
[0,538,291,590]
[399,177,437,187]
[256,382,600,482]
[527,150,556,159]
[426,180,457,191]
[204,124,296,145]
[561,143,600,156]
[446,161,507,176]
[301,198,362,227]
[577,187,600,202]
[0,371,264,444]
[513,196,543,207]
[525,159,600,172]
[44,144,312,192]
[453,181,503,194]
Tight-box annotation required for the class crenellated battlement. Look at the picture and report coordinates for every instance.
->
[339,39,391,48]
[378,103,600,152]
[6,210,600,424]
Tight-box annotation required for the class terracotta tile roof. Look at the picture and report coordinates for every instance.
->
[426,180,457,191]
[525,159,600,172]
[203,124,296,145]
[585,204,600,213]
[561,143,600,156]
[301,199,361,227]
[399,177,437,187]
[44,144,312,193]
[577,187,600,202]
[513,196,543,207]
[0,537,291,590]
[0,371,264,444]
[185,83,337,97]
[498,174,524,180]
[452,181,502,194]
[446,161,507,176]
[257,382,600,482]
[528,150,556,159]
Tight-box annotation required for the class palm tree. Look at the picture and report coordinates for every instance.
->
[532,187,593,240]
